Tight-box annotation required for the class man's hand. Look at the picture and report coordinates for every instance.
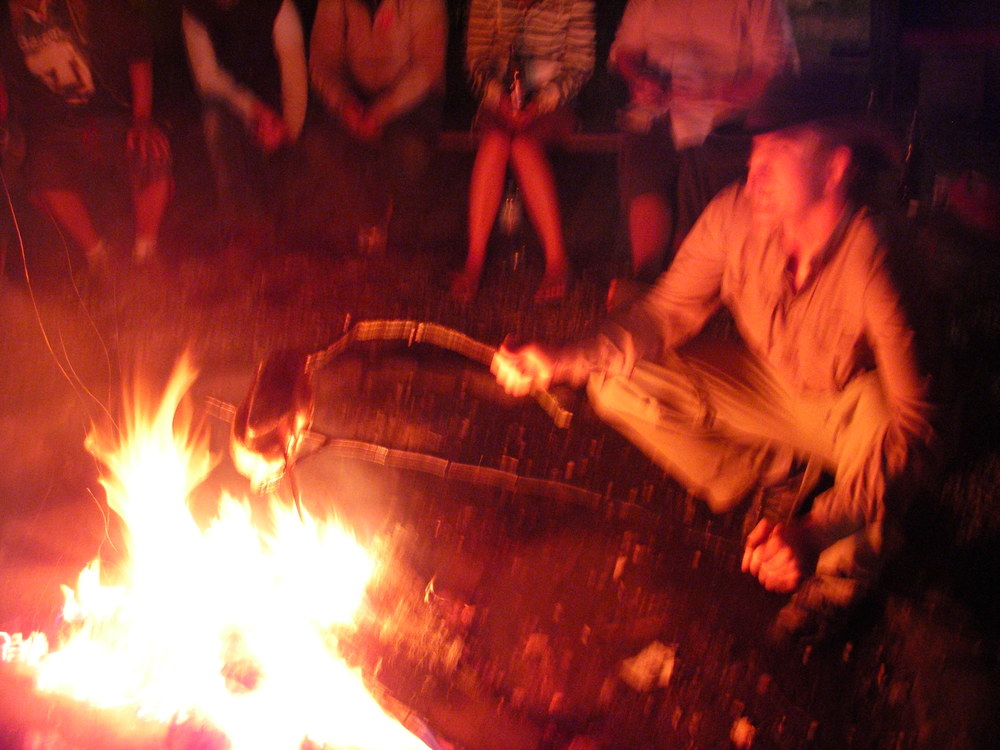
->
[510,101,542,132]
[339,99,379,142]
[628,76,670,110]
[252,103,290,153]
[356,111,382,141]
[741,518,820,593]
[493,93,522,130]
[615,50,670,109]
[491,341,556,397]
[126,119,171,170]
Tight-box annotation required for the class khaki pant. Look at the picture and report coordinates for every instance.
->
[587,338,891,583]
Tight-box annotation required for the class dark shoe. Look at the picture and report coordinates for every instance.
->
[768,574,870,647]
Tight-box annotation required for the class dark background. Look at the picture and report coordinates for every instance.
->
[132,0,999,199]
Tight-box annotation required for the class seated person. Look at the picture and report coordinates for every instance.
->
[1,0,172,269]
[181,0,307,250]
[609,0,797,289]
[449,0,595,305]
[307,0,447,253]
[492,72,939,643]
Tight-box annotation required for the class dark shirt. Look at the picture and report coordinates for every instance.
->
[1,0,151,128]
[183,0,285,111]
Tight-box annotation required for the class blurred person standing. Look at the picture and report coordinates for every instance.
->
[1,0,172,269]
[609,0,797,291]
[181,0,307,251]
[307,0,447,254]
[449,0,595,304]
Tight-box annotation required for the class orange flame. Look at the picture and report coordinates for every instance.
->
[31,357,431,750]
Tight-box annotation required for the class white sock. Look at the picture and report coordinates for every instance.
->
[85,239,109,264]
[133,237,156,263]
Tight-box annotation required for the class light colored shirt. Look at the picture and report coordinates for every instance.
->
[310,0,447,128]
[561,184,933,449]
[610,0,798,146]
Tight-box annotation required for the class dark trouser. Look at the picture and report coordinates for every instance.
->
[298,98,441,250]
[201,103,289,233]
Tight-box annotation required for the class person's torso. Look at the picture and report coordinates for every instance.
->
[625,0,755,93]
[4,0,126,122]
[721,194,881,396]
[339,0,443,95]
[492,0,580,84]
[184,0,285,107]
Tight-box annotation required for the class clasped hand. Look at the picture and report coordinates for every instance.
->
[252,103,291,152]
[741,517,819,593]
[494,95,541,132]
[126,119,170,168]
[340,100,381,142]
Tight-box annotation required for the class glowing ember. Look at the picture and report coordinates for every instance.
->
[16,357,431,750]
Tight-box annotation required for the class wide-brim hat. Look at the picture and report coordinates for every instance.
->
[745,68,901,169]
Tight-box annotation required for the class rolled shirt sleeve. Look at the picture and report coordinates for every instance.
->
[553,186,733,386]
[182,8,260,127]
[273,0,308,140]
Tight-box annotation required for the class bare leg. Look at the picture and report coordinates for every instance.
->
[509,133,569,296]
[35,188,102,256]
[132,174,172,261]
[628,191,672,282]
[451,128,511,301]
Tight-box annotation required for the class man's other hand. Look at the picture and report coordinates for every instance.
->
[491,342,555,397]
[126,119,171,169]
[741,518,819,593]
[629,76,670,109]
[253,104,290,152]
[339,99,380,142]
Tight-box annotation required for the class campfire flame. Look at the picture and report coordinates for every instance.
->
[20,358,432,750]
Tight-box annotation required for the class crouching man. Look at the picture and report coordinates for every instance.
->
[492,71,938,643]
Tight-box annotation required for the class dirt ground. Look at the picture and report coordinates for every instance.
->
[1,106,1000,750]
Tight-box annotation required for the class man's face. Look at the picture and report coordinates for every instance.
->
[745,129,829,225]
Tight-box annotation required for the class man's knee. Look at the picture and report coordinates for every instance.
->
[587,372,643,424]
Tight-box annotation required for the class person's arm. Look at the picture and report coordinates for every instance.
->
[515,185,734,391]
[856,248,939,519]
[310,0,362,124]
[607,0,671,115]
[793,238,936,561]
[181,7,261,128]
[608,0,650,85]
[366,0,447,129]
[127,58,154,122]
[273,0,308,141]
[530,0,595,114]
[721,0,799,109]
[125,58,170,169]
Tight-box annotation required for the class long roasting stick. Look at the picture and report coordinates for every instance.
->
[308,319,572,428]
